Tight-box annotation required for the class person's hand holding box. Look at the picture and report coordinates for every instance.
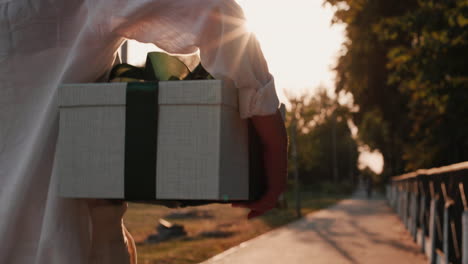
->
[234,110,288,219]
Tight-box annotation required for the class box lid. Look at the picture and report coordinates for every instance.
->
[59,80,238,109]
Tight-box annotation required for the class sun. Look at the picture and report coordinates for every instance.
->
[237,0,345,99]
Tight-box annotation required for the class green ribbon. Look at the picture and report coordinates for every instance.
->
[124,82,159,200]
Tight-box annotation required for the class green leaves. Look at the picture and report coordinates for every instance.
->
[325,0,468,175]
[286,90,359,184]
[457,14,468,27]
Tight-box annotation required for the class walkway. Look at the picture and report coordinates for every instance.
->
[201,190,427,264]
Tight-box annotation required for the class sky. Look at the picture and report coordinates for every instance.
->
[125,0,384,174]
[238,0,345,100]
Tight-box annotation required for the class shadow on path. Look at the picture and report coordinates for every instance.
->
[201,190,427,264]
[283,192,423,261]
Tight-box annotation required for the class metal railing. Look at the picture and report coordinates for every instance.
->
[387,161,468,264]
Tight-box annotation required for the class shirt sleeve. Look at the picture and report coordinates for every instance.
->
[113,0,280,118]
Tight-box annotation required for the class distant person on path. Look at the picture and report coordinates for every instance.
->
[0,1,287,263]
[366,177,373,198]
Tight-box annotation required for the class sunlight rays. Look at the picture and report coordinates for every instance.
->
[198,9,254,80]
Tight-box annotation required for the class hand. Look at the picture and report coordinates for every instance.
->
[233,110,288,219]
[86,199,134,264]
[232,191,284,219]
[87,199,127,242]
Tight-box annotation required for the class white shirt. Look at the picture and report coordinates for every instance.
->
[0,0,279,263]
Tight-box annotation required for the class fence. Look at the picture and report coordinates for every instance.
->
[387,161,468,264]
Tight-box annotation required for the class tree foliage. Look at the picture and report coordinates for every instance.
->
[324,0,468,175]
[286,90,359,184]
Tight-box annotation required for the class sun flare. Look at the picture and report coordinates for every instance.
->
[238,0,345,100]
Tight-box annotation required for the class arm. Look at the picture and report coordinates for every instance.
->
[234,110,288,219]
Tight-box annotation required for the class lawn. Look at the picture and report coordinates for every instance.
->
[123,184,352,264]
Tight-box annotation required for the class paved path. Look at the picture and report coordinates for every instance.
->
[201,190,427,264]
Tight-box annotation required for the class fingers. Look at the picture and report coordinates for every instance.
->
[239,189,282,209]
[231,203,244,208]
[247,210,264,219]
[231,190,282,220]
[245,198,278,219]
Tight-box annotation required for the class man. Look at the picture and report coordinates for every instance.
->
[0,0,287,263]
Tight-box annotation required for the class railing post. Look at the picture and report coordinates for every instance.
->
[399,188,404,219]
[463,210,468,264]
[408,191,414,233]
[408,191,412,230]
[419,194,426,252]
[411,192,418,240]
[401,189,406,220]
[404,190,409,228]
[443,202,452,264]
[396,187,401,216]
[429,198,438,264]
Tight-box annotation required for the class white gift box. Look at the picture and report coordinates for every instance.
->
[56,80,265,201]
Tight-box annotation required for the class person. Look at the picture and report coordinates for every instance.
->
[366,176,373,199]
[0,0,287,263]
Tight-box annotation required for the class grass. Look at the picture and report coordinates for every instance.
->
[123,183,353,264]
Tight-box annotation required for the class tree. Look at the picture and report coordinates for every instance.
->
[286,89,359,185]
[377,0,468,170]
[323,0,417,177]
[324,0,468,175]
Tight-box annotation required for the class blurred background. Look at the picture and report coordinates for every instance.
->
[122,0,468,263]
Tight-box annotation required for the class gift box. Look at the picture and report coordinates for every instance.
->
[56,80,266,202]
